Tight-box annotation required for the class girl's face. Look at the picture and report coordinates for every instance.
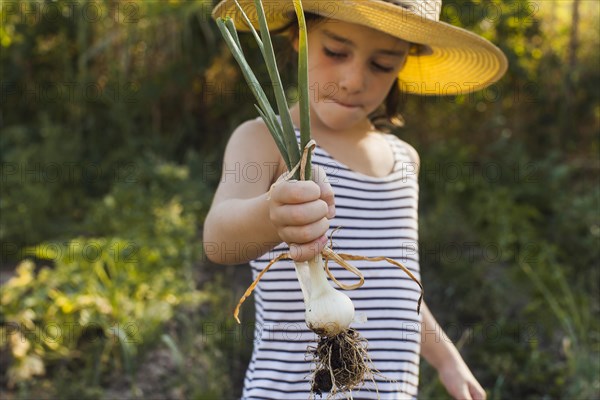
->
[295,20,410,133]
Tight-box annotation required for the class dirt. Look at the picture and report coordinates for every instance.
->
[309,328,373,397]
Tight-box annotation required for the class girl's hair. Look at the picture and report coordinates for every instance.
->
[276,13,406,132]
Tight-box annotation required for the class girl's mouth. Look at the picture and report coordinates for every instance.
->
[333,100,360,109]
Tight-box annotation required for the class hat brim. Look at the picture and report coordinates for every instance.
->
[212,0,508,96]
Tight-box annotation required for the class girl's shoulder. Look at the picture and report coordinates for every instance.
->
[227,117,275,152]
[381,132,420,170]
[224,117,287,178]
[230,116,271,140]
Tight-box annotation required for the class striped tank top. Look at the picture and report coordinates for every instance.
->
[243,130,422,399]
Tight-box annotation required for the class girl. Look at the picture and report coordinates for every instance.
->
[206,0,507,398]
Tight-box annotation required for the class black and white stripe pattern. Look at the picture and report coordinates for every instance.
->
[243,132,422,399]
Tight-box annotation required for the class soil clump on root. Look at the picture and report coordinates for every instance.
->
[309,328,375,397]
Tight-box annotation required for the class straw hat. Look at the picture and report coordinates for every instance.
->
[212,0,508,96]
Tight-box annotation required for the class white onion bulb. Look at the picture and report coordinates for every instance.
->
[295,256,355,337]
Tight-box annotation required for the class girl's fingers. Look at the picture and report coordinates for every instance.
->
[279,217,330,245]
[270,167,335,218]
[271,180,320,204]
[312,165,336,218]
[273,200,329,226]
[268,166,335,254]
[469,381,486,400]
[456,385,472,400]
[289,235,328,262]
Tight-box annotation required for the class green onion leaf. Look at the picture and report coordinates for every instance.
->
[293,0,311,181]
[252,0,301,174]
[215,1,311,178]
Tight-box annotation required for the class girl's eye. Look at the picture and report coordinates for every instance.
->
[323,47,345,59]
[324,47,395,73]
[373,63,394,73]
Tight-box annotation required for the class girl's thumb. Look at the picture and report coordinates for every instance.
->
[312,165,335,218]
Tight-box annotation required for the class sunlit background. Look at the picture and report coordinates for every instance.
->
[1,0,598,399]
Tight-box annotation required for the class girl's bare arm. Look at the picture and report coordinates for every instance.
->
[203,119,335,265]
[420,303,486,400]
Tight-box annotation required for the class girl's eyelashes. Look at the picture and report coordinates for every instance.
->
[373,64,395,73]
[322,47,396,73]
[323,47,345,59]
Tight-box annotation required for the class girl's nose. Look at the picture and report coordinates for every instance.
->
[339,63,367,94]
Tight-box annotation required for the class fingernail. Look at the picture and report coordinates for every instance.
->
[289,243,302,261]
[319,235,328,247]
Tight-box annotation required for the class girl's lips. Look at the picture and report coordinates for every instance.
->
[333,100,360,109]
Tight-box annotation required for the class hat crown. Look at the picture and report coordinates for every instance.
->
[380,0,442,22]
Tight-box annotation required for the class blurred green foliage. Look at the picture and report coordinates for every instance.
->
[416,139,599,399]
[0,0,598,399]
[1,156,207,396]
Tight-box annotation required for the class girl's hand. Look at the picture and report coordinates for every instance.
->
[269,166,336,262]
[438,360,486,400]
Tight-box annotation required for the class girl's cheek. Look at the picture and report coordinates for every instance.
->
[309,66,335,96]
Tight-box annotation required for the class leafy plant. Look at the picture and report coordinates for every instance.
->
[0,156,208,392]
